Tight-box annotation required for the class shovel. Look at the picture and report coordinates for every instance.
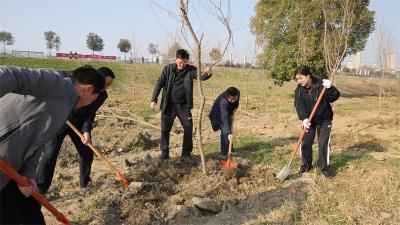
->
[66,120,130,185]
[220,115,238,169]
[276,86,327,181]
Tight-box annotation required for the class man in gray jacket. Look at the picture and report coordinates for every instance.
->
[0,65,105,224]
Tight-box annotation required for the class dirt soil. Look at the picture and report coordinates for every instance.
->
[42,75,400,225]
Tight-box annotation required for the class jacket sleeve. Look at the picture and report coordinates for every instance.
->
[19,148,42,180]
[220,100,232,135]
[326,85,340,103]
[199,72,212,81]
[81,92,108,134]
[151,66,167,103]
[191,66,212,81]
[294,87,308,121]
[0,66,64,99]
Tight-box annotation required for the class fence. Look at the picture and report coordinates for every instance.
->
[11,50,45,58]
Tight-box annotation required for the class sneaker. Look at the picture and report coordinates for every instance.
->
[180,155,196,164]
[321,170,331,179]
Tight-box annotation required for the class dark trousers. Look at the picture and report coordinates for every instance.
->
[300,120,332,172]
[220,132,229,155]
[160,103,193,156]
[0,180,45,225]
[36,127,94,194]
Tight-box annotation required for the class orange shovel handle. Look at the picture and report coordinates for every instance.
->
[0,157,72,225]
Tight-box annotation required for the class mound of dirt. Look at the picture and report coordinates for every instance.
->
[131,132,159,150]
[65,154,280,224]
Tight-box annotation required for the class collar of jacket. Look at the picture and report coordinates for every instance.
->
[65,77,80,109]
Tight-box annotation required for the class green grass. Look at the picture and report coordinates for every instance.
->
[341,102,368,112]
[206,133,298,168]
[0,56,127,86]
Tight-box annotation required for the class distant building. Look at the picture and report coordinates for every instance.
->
[158,53,170,64]
[352,52,361,70]
[386,54,395,70]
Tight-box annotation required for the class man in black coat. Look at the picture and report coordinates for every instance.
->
[36,67,115,194]
[151,49,213,163]
[294,65,340,178]
[209,87,240,159]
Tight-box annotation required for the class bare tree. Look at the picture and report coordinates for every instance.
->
[322,0,355,81]
[394,76,400,123]
[375,20,395,115]
[179,0,232,174]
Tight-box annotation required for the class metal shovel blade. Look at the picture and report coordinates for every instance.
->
[276,164,291,181]
[220,159,238,169]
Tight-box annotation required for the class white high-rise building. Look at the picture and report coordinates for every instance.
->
[386,54,395,70]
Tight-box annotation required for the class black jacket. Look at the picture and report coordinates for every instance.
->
[68,90,108,134]
[294,76,340,123]
[151,63,212,113]
[59,71,108,134]
[208,91,240,134]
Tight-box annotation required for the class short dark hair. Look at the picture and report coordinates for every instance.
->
[294,65,311,76]
[176,49,189,60]
[226,87,240,97]
[70,65,105,94]
[97,67,115,79]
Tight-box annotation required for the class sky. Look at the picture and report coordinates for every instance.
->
[0,0,399,67]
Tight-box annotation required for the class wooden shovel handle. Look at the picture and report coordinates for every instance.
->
[66,120,130,185]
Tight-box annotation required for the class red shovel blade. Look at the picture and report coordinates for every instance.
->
[220,159,238,169]
[117,172,131,185]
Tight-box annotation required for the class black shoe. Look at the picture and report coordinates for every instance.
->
[220,154,228,160]
[299,166,312,174]
[321,170,331,179]
[160,152,170,160]
[180,155,196,164]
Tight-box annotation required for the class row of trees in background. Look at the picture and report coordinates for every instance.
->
[2,29,253,66]
[0,30,134,59]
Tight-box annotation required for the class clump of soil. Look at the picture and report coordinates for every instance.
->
[131,132,159,150]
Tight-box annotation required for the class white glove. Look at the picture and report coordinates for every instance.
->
[322,79,332,89]
[302,119,311,129]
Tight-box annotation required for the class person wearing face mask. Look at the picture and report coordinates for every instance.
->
[151,49,213,164]
[209,87,240,160]
[36,67,115,194]
[0,65,105,224]
[294,65,340,179]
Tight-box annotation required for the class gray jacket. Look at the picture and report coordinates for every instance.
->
[0,66,79,190]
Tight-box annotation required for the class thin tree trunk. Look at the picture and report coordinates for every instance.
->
[195,44,207,175]
[179,0,207,174]
[394,77,400,123]
[378,71,385,115]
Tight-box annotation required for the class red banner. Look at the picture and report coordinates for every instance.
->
[56,53,116,60]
